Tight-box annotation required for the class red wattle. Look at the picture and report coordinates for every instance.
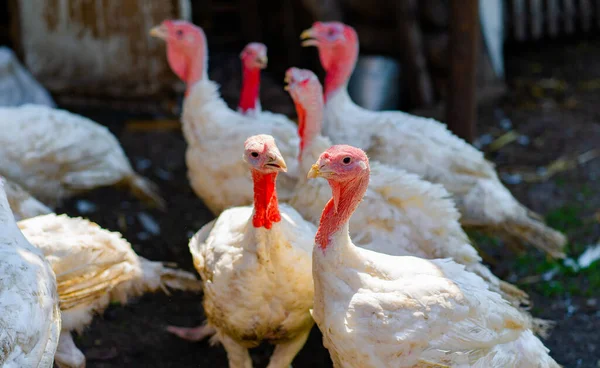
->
[295,102,307,160]
[315,199,337,249]
[252,170,280,229]
[324,63,351,102]
[314,175,369,250]
[239,66,261,114]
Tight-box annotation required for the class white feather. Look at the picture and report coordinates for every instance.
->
[188,202,315,366]
[17,213,200,368]
[289,135,514,301]
[312,222,560,368]
[0,179,61,368]
[0,104,145,206]
[3,177,53,221]
[323,90,530,227]
[182,80,300,215]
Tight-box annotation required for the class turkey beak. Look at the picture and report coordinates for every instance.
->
[283,74,291,91]
[257,55,268,69]
[300,28,318,47]
[308,162,332,179]
[307,163,320,179]
[265,154,287,172]
[149,24,168,40]
[308,158,335,179]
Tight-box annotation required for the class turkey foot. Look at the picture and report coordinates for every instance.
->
[166,324,216,341]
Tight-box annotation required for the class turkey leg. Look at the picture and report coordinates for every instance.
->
[266,327,311,368]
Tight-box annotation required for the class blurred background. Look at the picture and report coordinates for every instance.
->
[1,1,600,367]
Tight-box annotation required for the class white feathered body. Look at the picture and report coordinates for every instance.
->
[325,91,502,198]
[182,81,300,215]
[0,104,159,206]
[324,93,533,223]
[189,204,315,346]
[323,91,566,257]
[17,213,200,333]
[3,177,53,221]
[312,228,560,368]
[289,136,511,300]
[0,181,61,368]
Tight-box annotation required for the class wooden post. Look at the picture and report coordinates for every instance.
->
[446,0,479,143]
[395,0,434,108]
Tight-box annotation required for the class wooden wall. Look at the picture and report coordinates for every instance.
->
[9,0,190,111]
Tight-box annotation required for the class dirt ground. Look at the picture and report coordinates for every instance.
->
[54,40,600,368]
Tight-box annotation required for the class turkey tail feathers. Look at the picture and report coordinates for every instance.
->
[139,257,203,294]
[498,279,530,307]
[531,318,556,339]
[500,216,567,259]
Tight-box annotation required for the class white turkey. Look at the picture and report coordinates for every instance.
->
[0,104,164,209]
[284,67,530,308]
[0,178,61,368]
[301,21,566,258]
[308,145,560,368]
[18,213,202,368]
[150,20,299,215]
[167,134,315,368]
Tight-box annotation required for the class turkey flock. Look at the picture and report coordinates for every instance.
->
[0,19,567,368]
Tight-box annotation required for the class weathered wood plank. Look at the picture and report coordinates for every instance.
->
[13,0,190,98]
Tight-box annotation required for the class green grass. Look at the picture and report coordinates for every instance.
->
[513,252,599,298]
[580,184,594,200]
[545,205,584,233]
[518,205,599,297]
[471,205,600,298]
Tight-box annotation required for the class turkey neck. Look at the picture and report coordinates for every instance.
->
[315,173,369,251]
[295,97,323,163]
[251,170,281,230]
[238,65,261,114]
[323,45,358,102]
[185,54,206,96]
[169,33,207,96]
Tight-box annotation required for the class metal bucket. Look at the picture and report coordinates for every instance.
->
[348,55,401,111]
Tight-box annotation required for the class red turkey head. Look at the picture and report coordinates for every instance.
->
[240,43,268,70]
[243,134,288,174]
[308,145,369,182]
[150,19,206,85]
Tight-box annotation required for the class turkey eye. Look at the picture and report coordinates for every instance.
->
[175,29,184,38]
[342,157,351,164]
[251,152,259,158]
[327,29,336,37]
